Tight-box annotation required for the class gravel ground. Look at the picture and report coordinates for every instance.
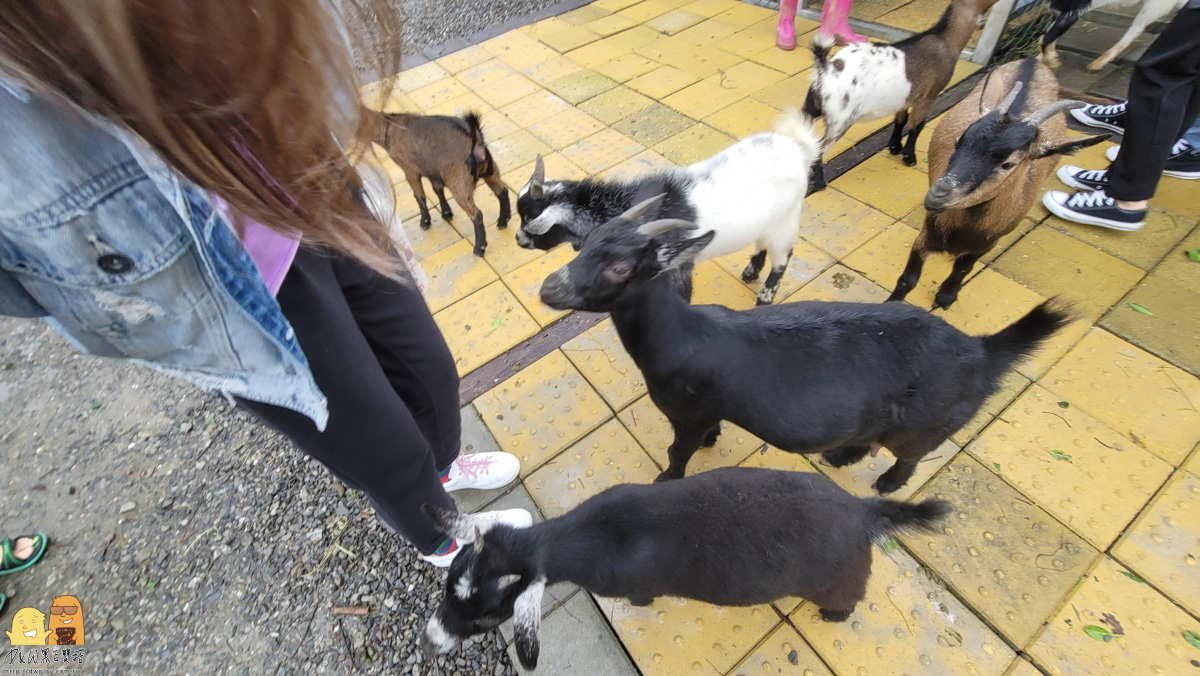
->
[0,5,563,675]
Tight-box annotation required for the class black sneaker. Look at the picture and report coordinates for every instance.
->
[1042,189,1146,231]
[1057,165,1108,191]
[1070,101,1126,134]
[1105,139,1200,179]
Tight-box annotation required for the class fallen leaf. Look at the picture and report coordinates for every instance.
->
[1084,625,1113,642]
[1129,432,1148,450]
[1058,401,1070,409]
[1187,248,1200,262]
[1184,629,1200,650]
[1127,302,1154,316]
[1048,449,1072,461]
[145,581,157,591]
[1119,570,1145,584]
[487,317,502,335]
[993,462,1002,472]
[90,400,103,410]
[884,538,898,553]
[1101,612,1124,635]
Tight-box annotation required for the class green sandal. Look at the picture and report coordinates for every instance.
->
[0,535,49,576]
[0,593,6,614]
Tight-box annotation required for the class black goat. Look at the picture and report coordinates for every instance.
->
[421,467,950,668]
[539,196,1071,490]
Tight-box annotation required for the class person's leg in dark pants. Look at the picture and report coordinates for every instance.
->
[237,248,457,554]
[1108,7,1200,201]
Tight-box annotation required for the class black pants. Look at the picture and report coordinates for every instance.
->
[1109,7,1200,201]
[237,247,460,555]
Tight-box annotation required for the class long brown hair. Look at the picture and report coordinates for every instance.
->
[0,0,403,276]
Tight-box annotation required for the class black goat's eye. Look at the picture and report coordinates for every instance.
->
[1000,161,1016,171]
[603,261,633,283]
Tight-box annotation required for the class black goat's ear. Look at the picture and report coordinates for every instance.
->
[656,231,716,272]
[512,577,546,669]
[1032,133,1110,159]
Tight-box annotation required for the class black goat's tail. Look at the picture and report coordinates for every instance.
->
[867,498,950,543]
[981,300,1073,381]
[811,32,834,72]
[462,111,490,178]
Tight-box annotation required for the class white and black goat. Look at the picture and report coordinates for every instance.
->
[1042,0,1186,72]
[367,109,510,257]
[539,196,1071,490]
[890,57,1108,309]
[515,110,821,305]
[803,0,1001,191]
[421,467,950,668]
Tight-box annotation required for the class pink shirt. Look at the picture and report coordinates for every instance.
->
[213,196,299,297]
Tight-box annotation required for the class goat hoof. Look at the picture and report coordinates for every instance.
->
[902,154,917,167]
[629,597,655,607]
[473,244,487,257]
[755,291,776,306]
[888,145,903,156]
[441,209,454,221]
[819,608,852,623]
[741,269,761,283]
[701,430,721,448]
[419,218,432,231]
[873,474,905,495]
[497,220,509,231]
[932,292,958,310]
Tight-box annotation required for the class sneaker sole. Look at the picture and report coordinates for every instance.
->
[1041,192,1144,232]
[1070,109,1124,134]
[1056,166,1105,192]
[1164,169,1200,179]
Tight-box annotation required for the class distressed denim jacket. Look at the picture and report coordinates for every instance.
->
[0,82,329,429]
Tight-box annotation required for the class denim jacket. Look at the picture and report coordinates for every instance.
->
[0,82,329,429]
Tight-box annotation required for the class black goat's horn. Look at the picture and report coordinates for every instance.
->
[1023,100,1085,128]
[618,193,666,224]
[528,154,545,199]
[636,218,698,239]
[995,81,1023,116]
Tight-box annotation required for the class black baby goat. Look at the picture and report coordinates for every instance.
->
[540,196,1071,491]
[421,467,949,668]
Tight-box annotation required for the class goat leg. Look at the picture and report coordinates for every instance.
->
[405,174,434,230]
[700,424,721,448]
[888,110,909,156]
[888,248,925,303]
[932,252,981,310]
[432,183,455,222]
[819,608,853,623]
[873,457,919,494]
[496,186,511,230]
[741,250,767,282]
[822,444,871,468]
[655,424,709,482]
[755,249,792,306]
[807,160,827,195]
[901,119,926,167]
[470,211,487,257]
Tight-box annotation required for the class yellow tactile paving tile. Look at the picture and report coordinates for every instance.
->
[654,124,736,165]
[598,148,676,180]
[499,89,573,127]
[475,228,547,277]
[708,60,786,95]
[1044,209,1195,272]
[475,349,611,476]
[1027,556,1200,676]
[408,76,472,111]
[436,45,492,75]
[705,97,781,137]
[1156,229,1200,296]
[395,61,451,92]
[967,383,1173,550]
[488,129,554,175]
[1185,443,1200,475]
[475,73,544,109]
[750,72,813,111]
[618,395,763,476]
[715,18,778,58]
[613,103,696,146]
[619,0,675,23]
[841,220,953,308]
[598,596,780,675]
[738,445,817,474]
[578,85,658,124]
[711,238,835,302]
[1111,471,1200,617]
[645,8,707,34]
[834,154,931,220]
[901,208,1038,266]
[480,31,561,71]
[528,107,608,149]
[420,239,501,313]
[401,215,463,260]
[594,53,661,83]
[784,264,889,304]
[522,18,601,54]
[1040,328,1200,467]
[682,0,742,16]
[510,151,590,188]
[562,3,617,24]
[561,319,647,411]
[594,0,642,10]
[1101,275,1200,377]
[434,281,541,376]
[455,58,517,90]
[792,547,1016,676]
[746,39,816,75]
[817,441,959,502]
[522,54,588,87]
[714,2,775,28]
[636,37,743,80]
[1004,657,1044,676]
[674,17,741,45]
[526,419,659,517]
[565,32,638,68]
[729,624,835,676]
[691,260,759,309]
[905,454,1101,647]
[992,227,1144,321]
[582,12,641,37]
[662,78,745,119]
[544,69,620,105]
[949,369,1030,448]
[504,245,578,327]
[628,64,700,99]
[562,128,647,174]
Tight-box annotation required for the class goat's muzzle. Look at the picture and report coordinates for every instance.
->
[924,180,956,213]
[539,267,576,310]
[515,229,535,249]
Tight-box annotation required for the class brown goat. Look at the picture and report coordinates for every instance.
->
[369,110,510,257]
[887,56,1108,309]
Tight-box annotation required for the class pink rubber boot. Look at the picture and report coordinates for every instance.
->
[819,0,867,44]
[777,0,798,51]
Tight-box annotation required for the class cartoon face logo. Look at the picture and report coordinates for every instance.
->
[6,607,48,645]
[46,595,84,646]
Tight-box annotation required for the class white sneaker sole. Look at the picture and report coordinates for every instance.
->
[1041,192,1144,232]
[1071,108,1125,134]
[421,508,534,568]
[1056,166,1105,192]
[1104,145,1200,178]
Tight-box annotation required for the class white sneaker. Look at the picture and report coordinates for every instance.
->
[441,452,521,492]
[421,508,534,568]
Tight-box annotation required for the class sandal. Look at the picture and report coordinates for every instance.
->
[0,535,49,576]
[0,593,6,614]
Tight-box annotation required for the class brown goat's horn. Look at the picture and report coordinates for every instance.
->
[995,81,1023,116]
[528,154,546,199]
[636,218,699,239]
[618,193,666,224]
[1023,100,1086,128]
